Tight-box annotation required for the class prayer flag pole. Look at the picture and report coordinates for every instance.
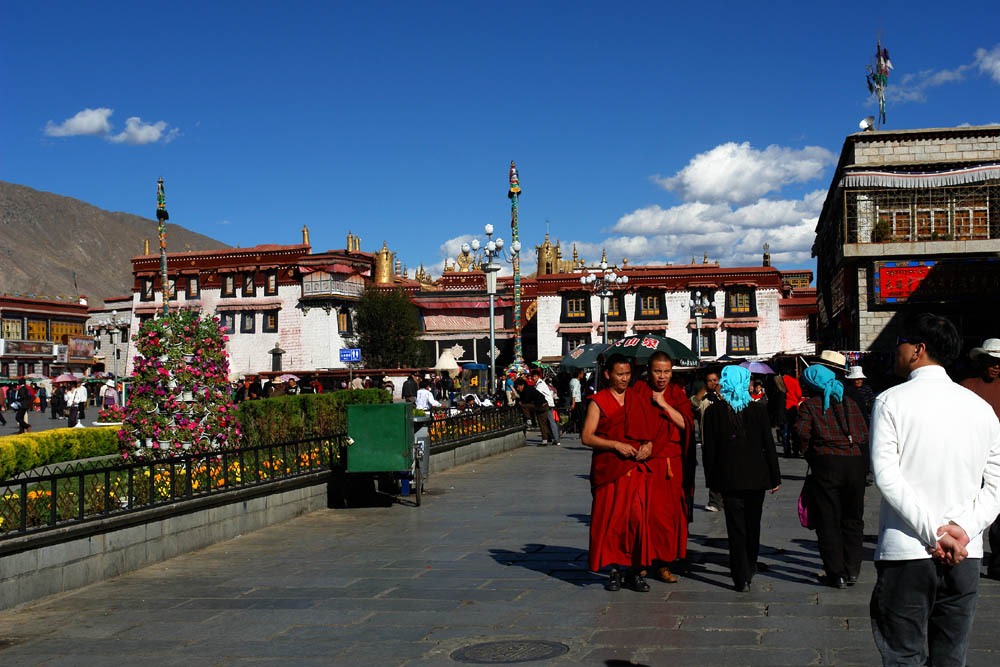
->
[156,177,170,317]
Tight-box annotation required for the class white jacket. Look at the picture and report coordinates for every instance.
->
[871,365,1000,561]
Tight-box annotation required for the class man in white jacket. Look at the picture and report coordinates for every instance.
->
[870,313,1000,666]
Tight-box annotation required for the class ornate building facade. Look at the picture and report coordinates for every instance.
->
[812,125,1000,352]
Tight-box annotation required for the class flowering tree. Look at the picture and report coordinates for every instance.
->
[119,309,241,460]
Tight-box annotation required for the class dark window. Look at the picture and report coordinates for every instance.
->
[140,279,154,302]
[221,275,236,298]
[187,277,199,299]
[241,312,255,333]
[271,351,282,372]
[563,332,590,355]
[691,328,717,356]
[138,313,153,326]
[725,288,756,317]
[116,348,121,360]
[120,326,129,343]
[263,311,278,333]
[727,330,757,355]
[633,290,665,320]
[560,292,591,322]
[219,313,235,334]
[243,272,256,297]
[338,309,352,334]
[264,272,278,296]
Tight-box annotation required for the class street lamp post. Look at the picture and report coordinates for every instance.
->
[463,224,521,398]
[109,310,120,384]
[688,290,718,365]
[580,259,628,345]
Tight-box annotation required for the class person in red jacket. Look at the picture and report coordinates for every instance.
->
[782,373,804,458]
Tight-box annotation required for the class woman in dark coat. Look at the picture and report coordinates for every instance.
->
[703,365,781,591]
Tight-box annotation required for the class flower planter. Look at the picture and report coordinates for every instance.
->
[182,441,192,450]
[182,354,195,363]
[181,391,194,402]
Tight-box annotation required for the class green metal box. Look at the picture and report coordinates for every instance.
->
[345,403,414,473]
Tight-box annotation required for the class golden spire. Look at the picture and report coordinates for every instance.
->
[144,239,150,255]
[375,241,394,284]
[601,248,607,264]
[703,251,708,264]
[572,244,579,262]
[302,225,310,246]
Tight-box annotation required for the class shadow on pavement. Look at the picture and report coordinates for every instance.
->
[488,544,606,587]
[567,513,591,526]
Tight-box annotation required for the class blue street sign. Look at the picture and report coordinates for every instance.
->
[340,348,361,363]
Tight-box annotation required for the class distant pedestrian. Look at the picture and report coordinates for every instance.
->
[38,385,48,413]
[415,380,441,412]
[101,380,119,408]
[402,373,418,403]
[14,380,32,434]
[568,369,585,434]
[796,364,869,589]
[513,377,551,444]
[531,370,559,446]
[702,365,781,592]
[870,314,1000,666]
[782,372,804,458]
[696,370,724,512]
[960,337,1000,581]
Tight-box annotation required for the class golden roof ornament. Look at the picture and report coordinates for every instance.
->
[302,225,310,246]
[703,251,709,264]
[601,248,607,264]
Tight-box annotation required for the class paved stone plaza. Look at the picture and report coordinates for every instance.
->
[0,433,997,665]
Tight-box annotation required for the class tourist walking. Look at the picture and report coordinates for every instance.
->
[531,370,560,446]
[581,355,657,592]
[959,337,1000,581]
[695,371,724,512]
[702,365,781,592]
[513,377,551,444]
[796,364,869,588]
[415,379,441,412]
[13,380,32,434]
[101,380,119,408]
[402,373,418,403]
[782,372,804,457]
[568,368,585,434]
[869,314,1000,666]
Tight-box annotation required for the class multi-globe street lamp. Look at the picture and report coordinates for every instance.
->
[688,290,718,365]
[580,260,629,345]
[462,224,521,398]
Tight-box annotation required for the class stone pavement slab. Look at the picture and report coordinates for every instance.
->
[0,432,998,666]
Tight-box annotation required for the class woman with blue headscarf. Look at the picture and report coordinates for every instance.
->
[703,365,782,592]
[795,363,869,589]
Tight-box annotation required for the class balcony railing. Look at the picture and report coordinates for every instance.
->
[844,183,1000,244]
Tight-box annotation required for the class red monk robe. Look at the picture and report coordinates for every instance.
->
[587,384,658,572]
[633,381,695,563]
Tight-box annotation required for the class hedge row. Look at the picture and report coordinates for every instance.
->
[234,388,391,446]
[0,389,391,481]
[0,427,120,481]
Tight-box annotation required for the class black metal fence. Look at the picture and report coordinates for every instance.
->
[425,406,525,449]
[0,436,341,540]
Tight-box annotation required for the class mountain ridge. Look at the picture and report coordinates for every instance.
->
[0,181,231,307]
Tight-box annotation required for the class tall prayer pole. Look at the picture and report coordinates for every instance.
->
[508,161,524,363]
[156,177,170,317]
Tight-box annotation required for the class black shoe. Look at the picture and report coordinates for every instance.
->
[820,574,847,589]
[847,575,858,586]
[736,582,750,592]
[607,567,622,592]
[624,570,650,593]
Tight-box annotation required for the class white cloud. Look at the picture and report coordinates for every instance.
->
[975,44,1000,83]
[107,116,178,145]
[886,42,1000,103]
[653,142,834,205]
[43,108,177,144]
[44,107,113,137]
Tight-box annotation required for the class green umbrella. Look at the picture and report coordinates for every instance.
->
[559,343,609,371]
[606,334,698,367]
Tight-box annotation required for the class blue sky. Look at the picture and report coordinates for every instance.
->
[3,1,999,278]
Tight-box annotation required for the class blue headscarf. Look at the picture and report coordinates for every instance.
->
[801,364,844,413]
[718,365,752,413]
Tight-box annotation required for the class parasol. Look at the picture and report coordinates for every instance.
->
[54,373,78,383]
[605,334,698,367]
[277,373,300,382]
[739,361,776,375]
[559,343,609,371]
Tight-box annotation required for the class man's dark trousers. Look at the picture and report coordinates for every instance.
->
[809,454,866,580]
[871,557,980,666]
[987,518,1000,579]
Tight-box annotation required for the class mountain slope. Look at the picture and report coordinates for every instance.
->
[0,181,230,307]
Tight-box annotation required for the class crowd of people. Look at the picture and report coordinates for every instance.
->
[0,377,123,433]
[510,314,1000,666]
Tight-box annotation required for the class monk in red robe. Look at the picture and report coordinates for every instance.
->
[633,351,695,583]
[582,355,658,592]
